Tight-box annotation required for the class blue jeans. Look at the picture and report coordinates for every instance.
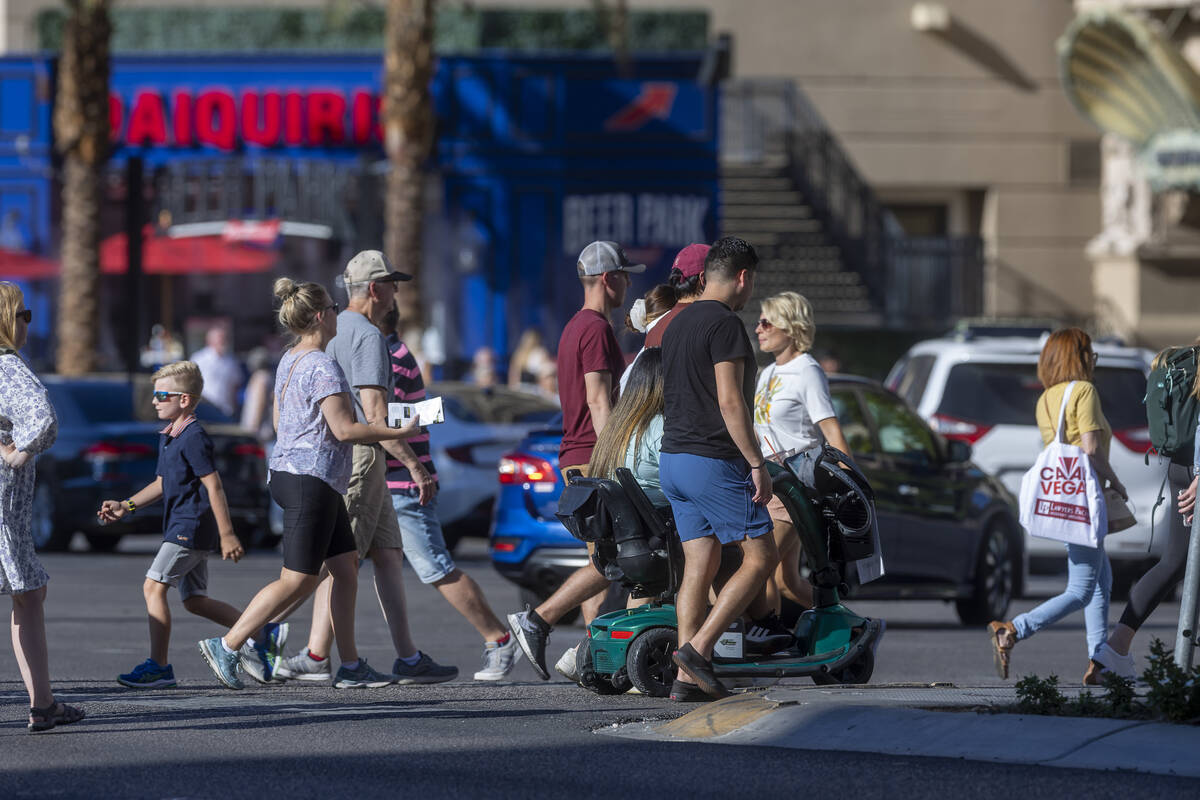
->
[1012,543,1111,660]
[390,490,456,584]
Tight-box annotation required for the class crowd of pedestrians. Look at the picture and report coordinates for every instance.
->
[3,230,1200,730]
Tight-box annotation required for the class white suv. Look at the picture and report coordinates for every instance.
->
[886,334,1166,589]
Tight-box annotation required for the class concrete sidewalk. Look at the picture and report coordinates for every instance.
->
[601,684,1200,777]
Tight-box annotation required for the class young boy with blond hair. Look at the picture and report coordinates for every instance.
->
[99,361,286,687]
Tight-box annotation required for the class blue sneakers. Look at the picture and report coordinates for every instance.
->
[198,637,244,690]
[118,658,177,689]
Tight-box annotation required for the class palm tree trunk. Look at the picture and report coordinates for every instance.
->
[383,0,435,332]
[54,0,111,375]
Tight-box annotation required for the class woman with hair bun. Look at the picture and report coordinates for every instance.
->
[197,278,421,690]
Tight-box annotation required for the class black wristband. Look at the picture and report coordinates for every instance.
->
[750,462,766,470]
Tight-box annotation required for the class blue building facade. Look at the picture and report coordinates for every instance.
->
[0,53,718,370]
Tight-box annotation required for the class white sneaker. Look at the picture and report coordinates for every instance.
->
[1094,643,1137,679]
[474,636,522,681]
[554,644,580,682]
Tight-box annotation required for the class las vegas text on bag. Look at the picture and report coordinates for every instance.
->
[1018,382,1107,548]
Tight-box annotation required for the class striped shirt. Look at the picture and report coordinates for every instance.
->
[384,334,438,491]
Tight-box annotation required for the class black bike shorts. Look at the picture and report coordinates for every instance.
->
[269,470,356,575]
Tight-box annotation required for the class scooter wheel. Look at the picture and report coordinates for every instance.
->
[626,627,678,698]
[811,649,874,686]
[576,641,632,695]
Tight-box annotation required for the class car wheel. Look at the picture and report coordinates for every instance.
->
[85,534,121,553]
[956,521,1016,626]
[30,478,72,552]
[626,627,677,697]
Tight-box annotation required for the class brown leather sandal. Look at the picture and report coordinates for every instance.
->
[27,701,85,733]
[987,621,1016,680]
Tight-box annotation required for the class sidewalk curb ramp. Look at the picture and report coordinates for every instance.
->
[600,684,1200,777]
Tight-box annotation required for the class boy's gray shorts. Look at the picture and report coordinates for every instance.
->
[146,542,209,600]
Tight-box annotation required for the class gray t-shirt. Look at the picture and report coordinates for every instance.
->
[325,310,391,424]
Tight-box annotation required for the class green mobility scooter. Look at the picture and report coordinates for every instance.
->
[556,445,885,697]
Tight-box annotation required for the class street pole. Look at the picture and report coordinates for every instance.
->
[1175,501,1200,670]
[124,155,144,377]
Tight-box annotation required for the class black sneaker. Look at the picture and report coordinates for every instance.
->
[507,608,551,680]
[671,643,730,699]
[669,678,711,702]
[745,613,794,656]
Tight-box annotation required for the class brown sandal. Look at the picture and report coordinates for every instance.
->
[987,621,1016,680]
[27,701,85,733]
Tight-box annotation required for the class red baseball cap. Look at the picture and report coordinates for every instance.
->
[672,243,710,278]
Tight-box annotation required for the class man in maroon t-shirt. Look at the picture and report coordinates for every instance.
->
[556,241,640,472]
[507,240,643,681]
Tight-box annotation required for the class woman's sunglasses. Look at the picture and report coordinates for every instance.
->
[324,302,340,314]
[15,309,31,324]
[152,391,186,402]
[756,318,774,330]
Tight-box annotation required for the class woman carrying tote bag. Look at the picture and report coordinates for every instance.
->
[988,328,1127,684]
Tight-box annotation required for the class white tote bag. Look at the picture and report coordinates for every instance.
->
[1018,382,1107,548]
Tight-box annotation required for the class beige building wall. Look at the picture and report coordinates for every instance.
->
[5,0,1102,322]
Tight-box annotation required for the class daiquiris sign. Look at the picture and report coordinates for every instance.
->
[111,87,382,150]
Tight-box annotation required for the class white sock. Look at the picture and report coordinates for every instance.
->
[245,637,257,649]
[341,659,360,671]
[219,637,236,655]
[398,651,422,666]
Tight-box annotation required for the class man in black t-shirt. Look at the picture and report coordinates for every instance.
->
[660,236,779,701]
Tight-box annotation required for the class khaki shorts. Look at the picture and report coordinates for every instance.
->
[344,444,404,559]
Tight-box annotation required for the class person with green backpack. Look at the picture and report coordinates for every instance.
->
[1089,345,1200,683]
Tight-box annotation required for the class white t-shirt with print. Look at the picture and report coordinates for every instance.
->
[753,353,836,457]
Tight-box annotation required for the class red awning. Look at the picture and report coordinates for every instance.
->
[0,249,60,280]
[101,225,278,274]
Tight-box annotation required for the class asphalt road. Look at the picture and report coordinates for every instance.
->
[0,535,1191,798]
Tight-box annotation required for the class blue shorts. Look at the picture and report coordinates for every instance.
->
[659,452,772,545]
[391,490,457,584]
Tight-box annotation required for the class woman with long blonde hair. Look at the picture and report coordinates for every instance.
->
[988,327,1127,683]
[0,282,85,731]
[589,347,667,505]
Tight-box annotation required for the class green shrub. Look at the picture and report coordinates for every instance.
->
[1141,638,1200,723]
[1015,674,1065,716]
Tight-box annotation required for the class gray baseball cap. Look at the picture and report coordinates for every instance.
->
[343,250,412,285]
[577,241,646,277]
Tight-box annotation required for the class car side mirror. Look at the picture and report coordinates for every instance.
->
[946,439,972,464]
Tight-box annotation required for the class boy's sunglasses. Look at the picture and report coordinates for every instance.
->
[15,309,31,324]
[152,391,186,402]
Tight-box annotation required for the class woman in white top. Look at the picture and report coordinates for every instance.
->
[753,291,853,613]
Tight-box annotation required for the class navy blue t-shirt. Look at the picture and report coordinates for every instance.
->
[155,421,219,550]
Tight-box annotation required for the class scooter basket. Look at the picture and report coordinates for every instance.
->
[556,481,608,543]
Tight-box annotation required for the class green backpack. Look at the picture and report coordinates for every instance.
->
[1145,346,1200,461]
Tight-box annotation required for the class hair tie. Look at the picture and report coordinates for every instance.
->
[629,299,648,333]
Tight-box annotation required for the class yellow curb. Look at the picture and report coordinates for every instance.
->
[657,692,779,739]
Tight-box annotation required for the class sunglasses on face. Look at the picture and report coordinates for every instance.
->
[324,302,340,314]
[15,309,31,324]
[152,391,186,402]
[756,318,774,330]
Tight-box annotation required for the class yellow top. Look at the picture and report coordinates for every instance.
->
[1035,381,1111,463]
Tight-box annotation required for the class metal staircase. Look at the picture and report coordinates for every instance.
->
[720,79,982,330]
